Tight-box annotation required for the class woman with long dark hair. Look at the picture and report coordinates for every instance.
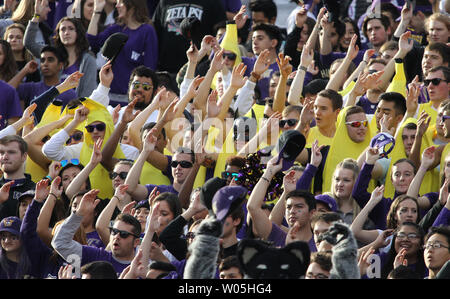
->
[24,15,97,97]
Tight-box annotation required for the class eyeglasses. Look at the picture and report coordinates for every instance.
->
[222,52,237,60]
[85,123,106,133]
[170,160,193,168]
[132,81,153,91]
[60,159,80,168]
[423,242,450,251]
[345,120,368,128]
[279,119,298,127]
[66,132,83,144]
[109,171,128,180]
[424,78,447,86]
[109,227,139,239]
[185,232,195,240]
[221,171,240,181]
[396,232,419,241]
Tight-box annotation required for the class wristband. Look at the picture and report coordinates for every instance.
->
[112,195,120,202]
[48,193,58,200]
[250,71,261,81]
[45,175,52,181]
[94,11,102,14]
[261,176,270,183]
[394,58,403,63]
[298,65,307,72]
[33,13,40,19]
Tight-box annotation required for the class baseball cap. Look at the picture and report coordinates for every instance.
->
[212,186,247,222]
[315,194,338,212]
[276,130,306,171]
[0,216,22,236]
[200,177,227,212]
[370,132,395,158]
[180,17,203,50]
[101,32,129,65]
[18,190,35,203]
[134,200,150,210]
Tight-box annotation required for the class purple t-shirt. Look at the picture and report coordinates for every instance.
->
[86,230,105,249]
[357,95,378,115]
[17,81,77,108]
[220,0,241,12]
[242,56,279,101]
[268,223,317,253]
[82,246,131,277]
[61,61,80,81]
[87,23,158,96]
[145,184,178,196]
[0,80,22,130]
[52,0,74,30]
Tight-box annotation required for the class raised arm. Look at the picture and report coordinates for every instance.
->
[36,177,63,247]
[95,184,128,246]
[272,53,292,113]
[247,155,283,240]
[124,129,158,201]
[287,44,314,106]
[87,0,105,36]
[350,185,386,245]
[101,99,140,171]
[23,0,49,57]
[269,170,296,228]
[66,138,103,200]
[52,189,100,262]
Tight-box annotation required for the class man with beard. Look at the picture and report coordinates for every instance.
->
[0,135,35,221]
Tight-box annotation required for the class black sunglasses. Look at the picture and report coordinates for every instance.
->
[85,123,106,133]
[109,171,128,180]
[66,132,83,144]
[109,227,139,238]
[424,78,447,86]
[279,119,298,127]
[223,52,237,60]
[170,160,193,168]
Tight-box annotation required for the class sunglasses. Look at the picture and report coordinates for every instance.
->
[109,171,128,180]
[85,123,106,133]
[222,52,237,60]
[60,159,80,168]
[423,78,447,86]
[221,171,240,181]
[279,119,298,127]
[132,81,153,91]
[66,132,83,144]
[170,160,193,168]
[345,120,368,128]
[109,227,139,239]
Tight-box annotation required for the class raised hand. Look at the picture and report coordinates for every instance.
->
[142,128,158,153]
[99,60,114,88]
[186,75,205,99]
[230,63,248,89]
[121,201,136,215]
[20,103,37,127]
[50,176,63,199]
[363,49,376,64]
[310,139,324,167]
[0,181,14,204]
[295,5,308,28]
[24,60,39,74]
[160,97,180,123]
[148,201,161,233]
[369,185,385,205]
[121,98,140,123]
[47,161,62,181]
[398,31,413,57]
[365,146,382,165]
[345,34,359,61]
[113,184,129,203]
[111,104,121,125]
[300,45,314,69]
[380,114,395,136]
[276,53,293,78]
[358,247,375,277]
[206,89,221,118]
[283,170,297,193]
[393,247,408,269]
[34,0,48,19]
[233,5,248,30]
[253,49,271,76]
[75,189,100,217]
[90,137,103,165]
[34,179,50,203]
[93,0,105,13]
[58,264,77,279]
[210,49,225,73]
[439,178,449,205]
[186,41,199,63]
[406,76,420,115]
[60,71,84,91]
[74,106,89,124]
[265,155,283,177]
[147,186,160,207]
[372,229,394,249]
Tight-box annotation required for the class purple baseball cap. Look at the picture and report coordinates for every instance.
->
[0,216,22,236]
[212,186,247,222]
[370,132,395,158]
[276,130,306,171]
[315,194,338,212]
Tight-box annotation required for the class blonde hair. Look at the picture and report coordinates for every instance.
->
[11,0,35,24]
[331,158,361,218]
[4,23,35,62]
[425,12,450,33]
